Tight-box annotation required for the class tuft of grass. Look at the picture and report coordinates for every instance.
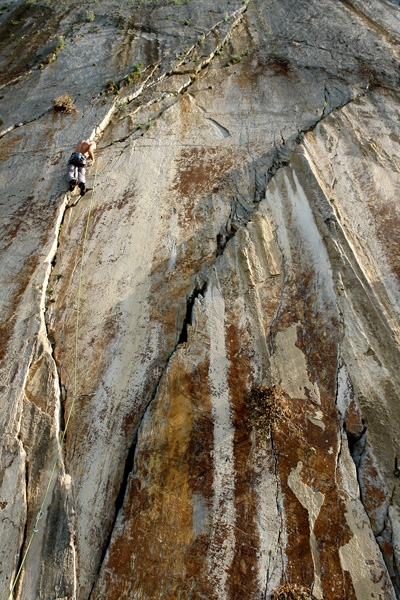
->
[145,118,155,130]
[123,62,144,85]
[54,274,63,282]
[52,94,77,113]
[117,99,129,110]
[106,80,119,94]
[197,32,205,45]
[230,55,242,64]
[86,9,95,22]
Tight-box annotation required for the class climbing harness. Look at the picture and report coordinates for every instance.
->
[7,159,100,600]
[68,152,87,167]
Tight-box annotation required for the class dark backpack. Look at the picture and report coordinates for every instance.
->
[69,152,87,167]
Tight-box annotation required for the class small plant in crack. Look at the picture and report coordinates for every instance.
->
[245,384,290,440]
[182,19,191,25]
[145,118,155,130]
[86,9,95,22]
[272,583,315,600]
[106,80,120,94]
[47,288,54,295]
[117,99,129,110]
[123,62,144,86]
[197,32,205,45]
[52,93,77,114]
[53,274,63,282]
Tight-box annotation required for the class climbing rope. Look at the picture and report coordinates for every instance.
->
[7,160,100,600]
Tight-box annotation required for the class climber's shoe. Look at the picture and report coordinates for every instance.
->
[69,179,77,191]
[79,182,86,196]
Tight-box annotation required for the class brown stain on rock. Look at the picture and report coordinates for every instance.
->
[0,132,23,163]
[92,353,214,599]
[172,147,239,208]
[265,249,356,596]
[358,447,388,533]
[225,320,260,600]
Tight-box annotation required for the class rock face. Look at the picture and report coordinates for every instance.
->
[1,0,400,598]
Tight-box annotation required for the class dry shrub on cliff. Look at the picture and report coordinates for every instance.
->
[273,583,315,600]
[246,384,290,438]
[52,94,76,113]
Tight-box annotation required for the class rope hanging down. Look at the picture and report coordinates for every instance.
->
[8,160,100,600]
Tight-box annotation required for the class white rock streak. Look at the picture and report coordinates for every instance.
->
[206,280,237,599]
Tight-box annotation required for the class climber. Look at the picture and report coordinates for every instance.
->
[66,140,96,196]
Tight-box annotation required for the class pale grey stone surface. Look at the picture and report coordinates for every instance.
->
[1,0,400,598]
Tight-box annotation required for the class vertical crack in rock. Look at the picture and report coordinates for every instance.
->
[336,360,400,593]
[18,192,80,596]
[91,275,208,588]
[262,430,285,598]
[91,427,139,593]
[216,227,236,257]
[177,282,208,345]
[5,183,70,596]
[44,198,75,458]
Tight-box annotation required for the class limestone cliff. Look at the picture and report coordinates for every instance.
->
[1,0,400,598]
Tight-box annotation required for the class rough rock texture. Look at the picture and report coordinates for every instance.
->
[1,0,400,598]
